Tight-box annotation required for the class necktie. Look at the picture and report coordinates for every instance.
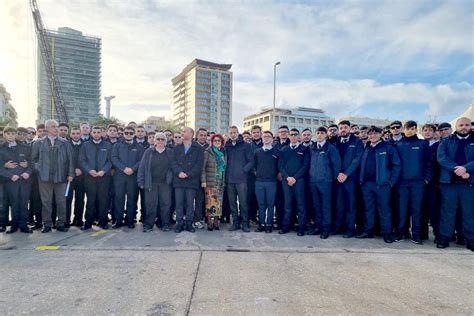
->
[318,144,321,150]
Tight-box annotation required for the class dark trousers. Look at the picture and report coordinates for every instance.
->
[114,175,139,226]
[194,186,205,222]
[28,173,42,224]
[108,176,116,220]
[282,180,306,231]
[397,181,425,238]
[138,188,146,220]
[305,177,314,225]
[247,174,258,222]
[66,175,85,224]
[310,182,332,231]
[422,182,440,238]
[39,181,67,228]
[84,175,111,226]
[0,184,5,226]
[439,183,474,244]
[227,182,249,226]
[144,182,172,229]
[5,179,31,228]
[175,187,196,227]
[362,183,392,234]
[255,181,276,226]
[335,177,358,233]
[275,181,285,227]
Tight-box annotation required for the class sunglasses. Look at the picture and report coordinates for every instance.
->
[124,132,134,135]
[289,133,299,136]
[390,126,401,130]
[156,138,166,141]
[174,136,181,139]
[28,131,36,135]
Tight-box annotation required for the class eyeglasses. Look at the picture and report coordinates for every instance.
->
[156,138,166,141]
[390,126,401,130]
[213,139,222,142]
[28,131,36,135]
[174,136,181,139]
[124,132,134,135]
[289,133,299,136]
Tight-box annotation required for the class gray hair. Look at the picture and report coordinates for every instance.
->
[44,119,59,128]
[155,132,167,140]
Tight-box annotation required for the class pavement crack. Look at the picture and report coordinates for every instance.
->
[185,250,203,316]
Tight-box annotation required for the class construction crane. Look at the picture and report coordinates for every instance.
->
[30,0,69,123]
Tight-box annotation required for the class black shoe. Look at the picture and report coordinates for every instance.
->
[320,231,330,239]
[41,226,52,233]
[331,228,344,235]
[6,226,18,234]
[100,224,110,230]
[64,223,71,229]
[255,225,265,232]
[307,228,321,236]
[297,230,305,237]
[186,224,195,233]
[81,225,92,231]
[356,232,374,239]
[20,226,33,234]
[456,238,466,246]
[0,226,6,233]
[127,224,135,229]
[410,236,423,245]
[31,223,43,230]
[162,225,170,232]
[265,226,273,233]
[112,223,122,229]
[229,224,241,231]
[279,229,290,234]
[143,226,153,232]
[56,225,69,232]
[383,233,393,243]
[437,242,449,249]
[175,224,183,233]
[466,243,473,251]
[343,232,355,238]
[242,224,250,233]
[393,234,404,242]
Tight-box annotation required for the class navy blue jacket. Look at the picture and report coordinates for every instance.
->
[137,147,174,190]
[254,147,279,182]
[360,141,401,186]
[273,138,290,151]
[428,141,441,183]
[278,143,310,180]
[396,135,432,182]
[0,142,33,179]
[437,132,474,184]
[309,142,341,183]
[225,136,254,184]
[70,140,82,169]
[172,141,204,189]
[78,140,113,176]
[336,134,364,177]
[111,141,145,177]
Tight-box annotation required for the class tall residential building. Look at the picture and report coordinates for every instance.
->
[171,59,232,134]
[243,107,335,133]
[0,84,18,127]
[37,27,101,124]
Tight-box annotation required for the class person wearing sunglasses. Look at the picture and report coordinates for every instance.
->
[138,132,175,232]
[201,133,226,231]
[173,132,183,147]
[15,127,28,144]
[389,120,404,143]
[111,126,145,229]
[327,124,339,144]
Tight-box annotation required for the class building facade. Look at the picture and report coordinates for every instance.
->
[337,116,392,128]
[37,27,101,124]
[243,107,335,133]
[171,59,232,134]
[142,116,173,132]
[0,84,18,128]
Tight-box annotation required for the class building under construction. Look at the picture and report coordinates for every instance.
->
[37,27,101,124]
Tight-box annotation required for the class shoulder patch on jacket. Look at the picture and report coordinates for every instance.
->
[379,151,387,155]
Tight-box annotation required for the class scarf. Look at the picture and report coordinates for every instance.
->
[212,146,226,180]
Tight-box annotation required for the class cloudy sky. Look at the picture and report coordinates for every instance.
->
[1,0,473,127]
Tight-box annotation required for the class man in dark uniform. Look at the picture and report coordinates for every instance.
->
[67,127,86,227]
[278,128,309,236]
[248,125,263,225]
[437,117,474,251]
[79,126,113,230]
[193,128,209,229]
[273,125,290,229]
[135,125,148,222]
[334,120,364,238]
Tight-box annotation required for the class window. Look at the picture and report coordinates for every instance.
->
[297,118,303,123]
[289,117,295,123]
[264,116,269,122]
[282,116,287,122]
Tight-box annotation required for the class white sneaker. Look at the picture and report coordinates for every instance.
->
[194,221,204,229]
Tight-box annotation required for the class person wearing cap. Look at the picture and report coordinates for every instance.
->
[334,120,364,238]
[307,127,341,239]
[278,128,310,236]
[394,120,432,244]
[389,120,404,144]
[138,132,175,232]
[438,122,453,139]
[436,117,474,251]
[358,126,401,243]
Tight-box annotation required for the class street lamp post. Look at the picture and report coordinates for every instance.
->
[272,61,280,132]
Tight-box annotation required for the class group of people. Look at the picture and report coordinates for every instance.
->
[0,116,472,251]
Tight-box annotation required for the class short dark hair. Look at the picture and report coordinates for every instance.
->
[251,125,262,132]
[316,126,327,133]
[338,120,351,127]
[302,128,312,133]
[242,131,250,136]
[262,130,273,137]
[360,126,369,131]
[404,120,417,129]
[368,126,383,134]
[422,123,436,132]
[147,131,156,136]
[278,125,289,131]
[390,120,402,127]
[328,124,338,129]
[197,128,207,134]
[107,124,118,130]
[17,127,28,134]
[58,123,69,129]
[37,123,45,130]
[92,126,102,131]
[124,126,135,133]
[290,128,300,134]
[3,127,17,133]
[351,124,359,128]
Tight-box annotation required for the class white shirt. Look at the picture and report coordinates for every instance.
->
[392,135,403,142]
[340,136,350,143]
[92,139,102,144]
[290,142,301,149]
[262,145,273,151]
[316,140,326,149]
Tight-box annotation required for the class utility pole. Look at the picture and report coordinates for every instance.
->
[104,96,115,119]
[272,61,281,132]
